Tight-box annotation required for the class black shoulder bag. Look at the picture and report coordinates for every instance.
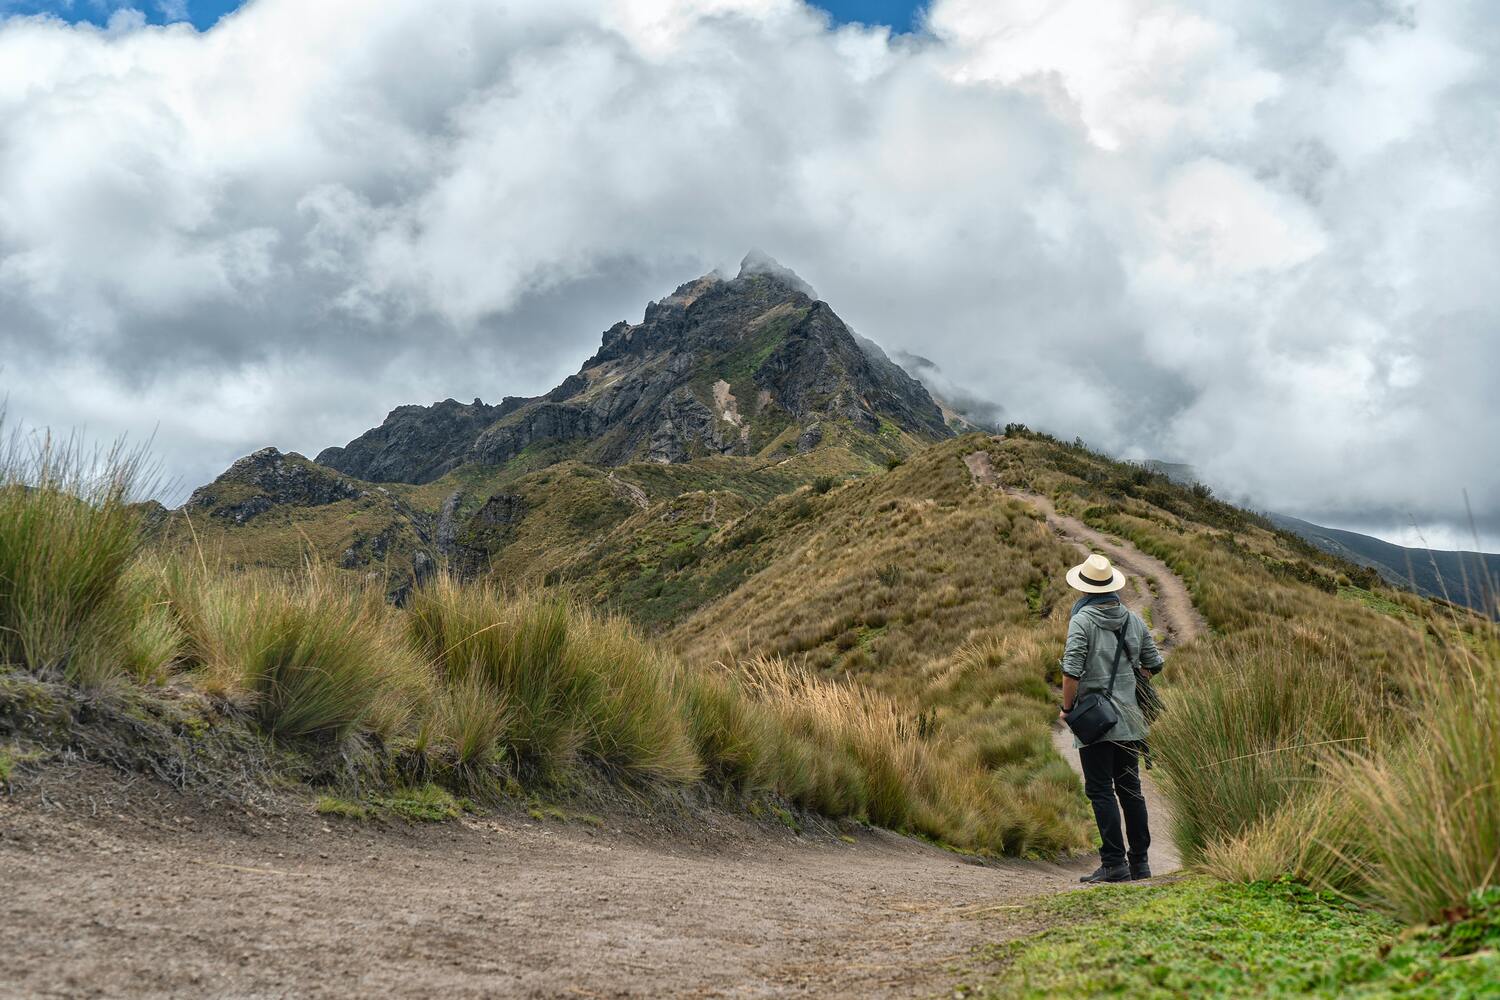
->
[1064,624,1129,745]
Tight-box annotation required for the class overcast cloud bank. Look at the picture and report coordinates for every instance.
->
[1,0,1496,548]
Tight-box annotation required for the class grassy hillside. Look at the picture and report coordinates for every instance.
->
[986,428,1497,922]
[14,417,1498,939]
[2,430,1091,856]
[162,435,896,602]
[587,425,1496,922]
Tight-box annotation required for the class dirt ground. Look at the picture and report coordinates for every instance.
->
[2,763,1097,1000]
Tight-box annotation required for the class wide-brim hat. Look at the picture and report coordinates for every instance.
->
[1066,553,1126,594]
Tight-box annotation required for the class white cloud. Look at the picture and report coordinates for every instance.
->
[0,0,1497,547]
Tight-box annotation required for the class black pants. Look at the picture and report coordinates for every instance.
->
[1079,740,1150,868]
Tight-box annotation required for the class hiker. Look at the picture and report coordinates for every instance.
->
[1059,553,1164,884]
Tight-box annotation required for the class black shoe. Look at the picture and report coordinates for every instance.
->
[1079,864,1130,884]
[1130,863,1152,881]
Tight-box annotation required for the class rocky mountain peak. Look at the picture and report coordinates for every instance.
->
[737,249,817,299]
[313,255,953,484]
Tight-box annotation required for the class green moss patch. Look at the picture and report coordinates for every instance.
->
[314,795,372,820]
[374,783,467,822]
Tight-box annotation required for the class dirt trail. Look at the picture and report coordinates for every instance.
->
[963,450,1205,650]
[2,766,1096,999]
[966,447,1211,877]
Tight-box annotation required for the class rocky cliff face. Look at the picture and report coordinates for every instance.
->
[185,447,364,524]
[315,253,953,485]
[316,397,522,486]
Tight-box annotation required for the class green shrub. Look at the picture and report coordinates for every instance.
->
[407,578,700,784]
[0,429,152,686]
[167,562,425,741]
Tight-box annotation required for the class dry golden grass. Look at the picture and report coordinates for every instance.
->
[995,429,1499,919]
[1334,644,1500,921]
[662,438,1096,853]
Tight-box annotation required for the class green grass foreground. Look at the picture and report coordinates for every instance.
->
[958,878,1500,999]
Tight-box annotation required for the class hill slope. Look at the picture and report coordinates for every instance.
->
[1266,511,1496,615]
[170,254,956,593]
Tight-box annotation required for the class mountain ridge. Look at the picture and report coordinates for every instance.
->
[315,253,952,486]
[1267,511,1496,615]
[171,254,957,597]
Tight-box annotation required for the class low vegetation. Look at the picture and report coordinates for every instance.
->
[0,429,1084,855]
[959,878,1499,998]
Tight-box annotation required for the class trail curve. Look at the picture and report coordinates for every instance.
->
[966,447,1210,877]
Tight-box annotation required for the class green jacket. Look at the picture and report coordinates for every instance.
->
[1062,599,1164,747]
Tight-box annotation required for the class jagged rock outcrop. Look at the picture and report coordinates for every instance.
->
[471,403,601,466]
[435,490,465,558]
[186,447,362,524]
[648,388,739,464]
[318,397,523,484]
[339,526,398,569]
[472,493,526,531]
[309,253,953,485]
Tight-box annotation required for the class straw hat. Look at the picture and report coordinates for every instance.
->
[1066,553,1126,594]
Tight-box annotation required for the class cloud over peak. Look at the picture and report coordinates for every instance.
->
[1,0,1496,546]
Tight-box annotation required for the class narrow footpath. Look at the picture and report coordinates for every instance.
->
[966,447,1209,877]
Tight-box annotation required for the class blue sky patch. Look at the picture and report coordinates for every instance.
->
[3,0,249,30]
[815,1,924,31]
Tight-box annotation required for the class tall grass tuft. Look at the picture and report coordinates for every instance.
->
[680,669,778,792]
[1336,643,1500,922]
[1150,632,1395,863]
[1195,785,1366,891]
[407,576,701,784]
[162,559,426,740]
[118,561,184,684]
[429,672,513,781]
[0,426,153,686]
